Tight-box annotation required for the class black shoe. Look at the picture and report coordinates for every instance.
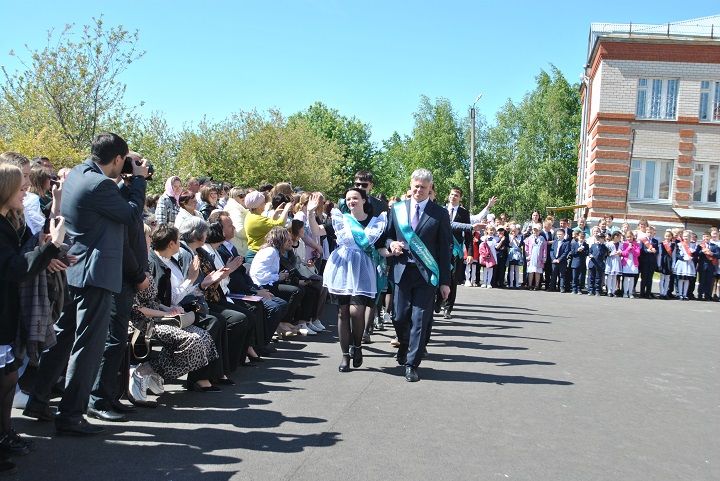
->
[405,366,419,382]
[215,378,235,386]
[338,354,350,373]
[87,406,127,423]
[0,432,30,457]
[110,399,136,413]
[247,355,264,363]
[350,345,363,368]
[184,381,221,392]
[22,401,55,422]
[55,418,105,436]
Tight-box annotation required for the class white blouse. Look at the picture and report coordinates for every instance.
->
[250,247,280,287]
[159,255,195,305]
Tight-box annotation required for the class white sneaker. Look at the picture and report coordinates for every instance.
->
[383,312,391,323]
[305,322,321,333]
[12,389,28,409]
[311,319,326,331]
[464,280,472,287]
[487,285,493,289]
[147,373,165,395]
[129,368,148,403]
[297,323,316,336]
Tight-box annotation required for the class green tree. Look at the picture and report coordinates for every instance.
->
[404,96,467,199]
[174,109,344,194]
[0,16,144,152]
[478,66,581,221]
[289,102,375,195]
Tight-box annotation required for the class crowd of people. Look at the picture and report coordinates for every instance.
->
[463,210,720,302]
[0,131,718,475]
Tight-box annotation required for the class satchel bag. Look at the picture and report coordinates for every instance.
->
[130,320,155,361]
[155,311,196,329]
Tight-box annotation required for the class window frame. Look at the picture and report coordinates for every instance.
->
[635,78,679,120]
[629,159,674,203]
[692,161,720,205]
[699,81,720,122]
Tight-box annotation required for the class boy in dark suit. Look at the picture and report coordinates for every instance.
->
[569,230,589,294]
[549,229,571,292]
[587,231,609,296]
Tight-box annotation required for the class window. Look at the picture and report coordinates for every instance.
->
[629,159,673,201]
[636,78,678,120]
[693,162,719,204]
[699,81,720,122]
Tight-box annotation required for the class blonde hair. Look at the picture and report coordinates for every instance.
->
[0,151,30,168]
[0,164,23,229]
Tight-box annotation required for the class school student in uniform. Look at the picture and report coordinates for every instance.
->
[569,230,589,294]
[587,231,608,296]
[658,230,676,299]
[696,231,720,301]
[549,228,570,292]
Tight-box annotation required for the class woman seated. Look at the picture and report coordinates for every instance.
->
[243,191,293,264]
[146,224,232,392]
[130,225,218,401]
[174,190,202,229]
[199,184,220,220]
[250,227,312,337]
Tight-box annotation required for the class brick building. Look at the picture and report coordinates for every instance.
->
[576,15,720,231]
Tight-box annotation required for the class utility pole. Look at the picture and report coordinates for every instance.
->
[469,94,481,213]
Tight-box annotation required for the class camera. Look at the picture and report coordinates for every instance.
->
[121,156,154,181]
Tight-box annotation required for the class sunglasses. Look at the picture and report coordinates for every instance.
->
[354,182,369,188]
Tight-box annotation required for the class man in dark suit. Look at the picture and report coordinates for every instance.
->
[25,133,148,435]
[385,169,451,382]
[442,186,471,319]
[88,150,150,422]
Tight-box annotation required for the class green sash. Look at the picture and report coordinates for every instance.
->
[344,214,387,299]
[450,236,464,272]
[392,201,440,287]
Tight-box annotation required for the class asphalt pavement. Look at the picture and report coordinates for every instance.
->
[10,287,720,481]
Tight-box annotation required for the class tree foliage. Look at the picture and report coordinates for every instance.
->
[476,66,581,221]
[0,17,144,152]
[289,102,375,196]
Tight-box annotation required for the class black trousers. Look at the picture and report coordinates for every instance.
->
[188,313,226,382]
[393,265,436,369]
[549,262,567,291]
[272,284,304,325]
[209,301,254,374]
[89,282,134,410]
[587,265,604,294]
[30,285,112,422]
[571,267,586,292]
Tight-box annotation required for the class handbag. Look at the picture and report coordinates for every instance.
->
[155,311,196,329]
[130,320,155,361]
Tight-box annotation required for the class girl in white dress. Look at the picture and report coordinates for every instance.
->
[307,190,390,372]
[673,230,697,300]
[605,231,622,297]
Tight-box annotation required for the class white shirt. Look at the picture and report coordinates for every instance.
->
[469,206,489,224]
[159,255,195,306]
[409,198,430,224]
[22,192,46,235]
[250,246,280,287]
[446,203,459,221]
[202,244,231,297]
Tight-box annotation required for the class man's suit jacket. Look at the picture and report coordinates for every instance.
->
[569,240,589,269]
[63,159,146,294]
[385,199,451,287]
[448,204,472,254]
[218,243,257,295]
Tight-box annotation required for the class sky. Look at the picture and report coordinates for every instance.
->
[1,1,717,144]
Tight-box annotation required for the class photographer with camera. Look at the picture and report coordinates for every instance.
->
[25,133,149,436]
[88,151,153,420]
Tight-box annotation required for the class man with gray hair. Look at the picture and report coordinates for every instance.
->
[385,168,451,382]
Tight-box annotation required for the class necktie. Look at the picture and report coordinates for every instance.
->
[412,203,420,230]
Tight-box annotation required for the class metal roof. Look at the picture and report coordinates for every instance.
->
[587,15,720,63]
[672,207,720,221]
